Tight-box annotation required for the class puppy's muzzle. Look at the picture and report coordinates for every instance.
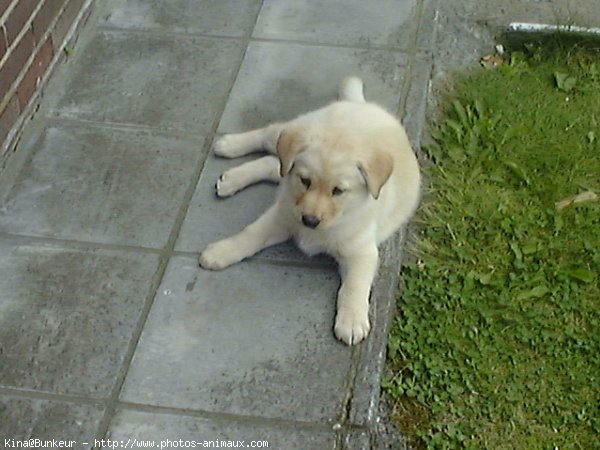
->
[302,215,320,229]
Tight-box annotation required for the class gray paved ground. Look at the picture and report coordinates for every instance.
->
[1,1,599,449]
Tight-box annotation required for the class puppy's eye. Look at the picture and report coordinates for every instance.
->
[332,187,345,196]
[300,177,311,188]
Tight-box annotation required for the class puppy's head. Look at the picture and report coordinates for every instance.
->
[277,126,393,230]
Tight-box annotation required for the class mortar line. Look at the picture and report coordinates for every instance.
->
[175,248,335,269]
[413,0,430,51]
[0,231,164,255]
[96,25,248,42]
[0,386,368,435]
[248,36,418,54]
[92,1,266,444]
[0,386,106,406]
[0,231,334,270]
[91,251,175,446]
[117,400,346,432]
[43,115,207,141]
[96,22,426,55]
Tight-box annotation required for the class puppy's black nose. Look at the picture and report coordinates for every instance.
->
[302,215,320,229]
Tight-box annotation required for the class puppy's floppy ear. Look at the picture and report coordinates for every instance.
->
[277,128,305,177]
[358,150,393,199]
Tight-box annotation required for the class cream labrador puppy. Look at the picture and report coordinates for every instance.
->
[199,77,421,345]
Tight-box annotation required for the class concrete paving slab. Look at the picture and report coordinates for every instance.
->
[102,0,263,37]
[217,41,409,133]
[175,150,334,266]
[0,125,202,248]
[48,30,244,133]
[0,395,103,449]
[120,256,352,423]
[254,0,419,49]
[0,238,159,396]
[108,408,336,450]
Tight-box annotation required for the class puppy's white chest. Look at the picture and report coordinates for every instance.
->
[294,235,324,256]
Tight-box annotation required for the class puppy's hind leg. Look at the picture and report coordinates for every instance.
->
[216,155,281,197]
[214,123,284,158]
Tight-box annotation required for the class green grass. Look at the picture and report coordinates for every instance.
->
[384,36,600,449]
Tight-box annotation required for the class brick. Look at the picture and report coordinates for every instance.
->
[0,96,19,150]
[52,0,84,52]
[0,29,34,100]
[5,0,40,45]
[0,1,17,19]
[32,0,67,44]
[17,36,53,110]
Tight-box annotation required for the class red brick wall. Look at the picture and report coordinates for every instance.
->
[0,0,92,161]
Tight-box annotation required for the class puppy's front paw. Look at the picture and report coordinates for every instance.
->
[214,134,247,158]
[199,240,239,270]
[334,306,370,345]
[216,169,241,197]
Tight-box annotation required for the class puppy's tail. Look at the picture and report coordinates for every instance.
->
[339,76,365,102]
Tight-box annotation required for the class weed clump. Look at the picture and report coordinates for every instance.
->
[385,36,600,449]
